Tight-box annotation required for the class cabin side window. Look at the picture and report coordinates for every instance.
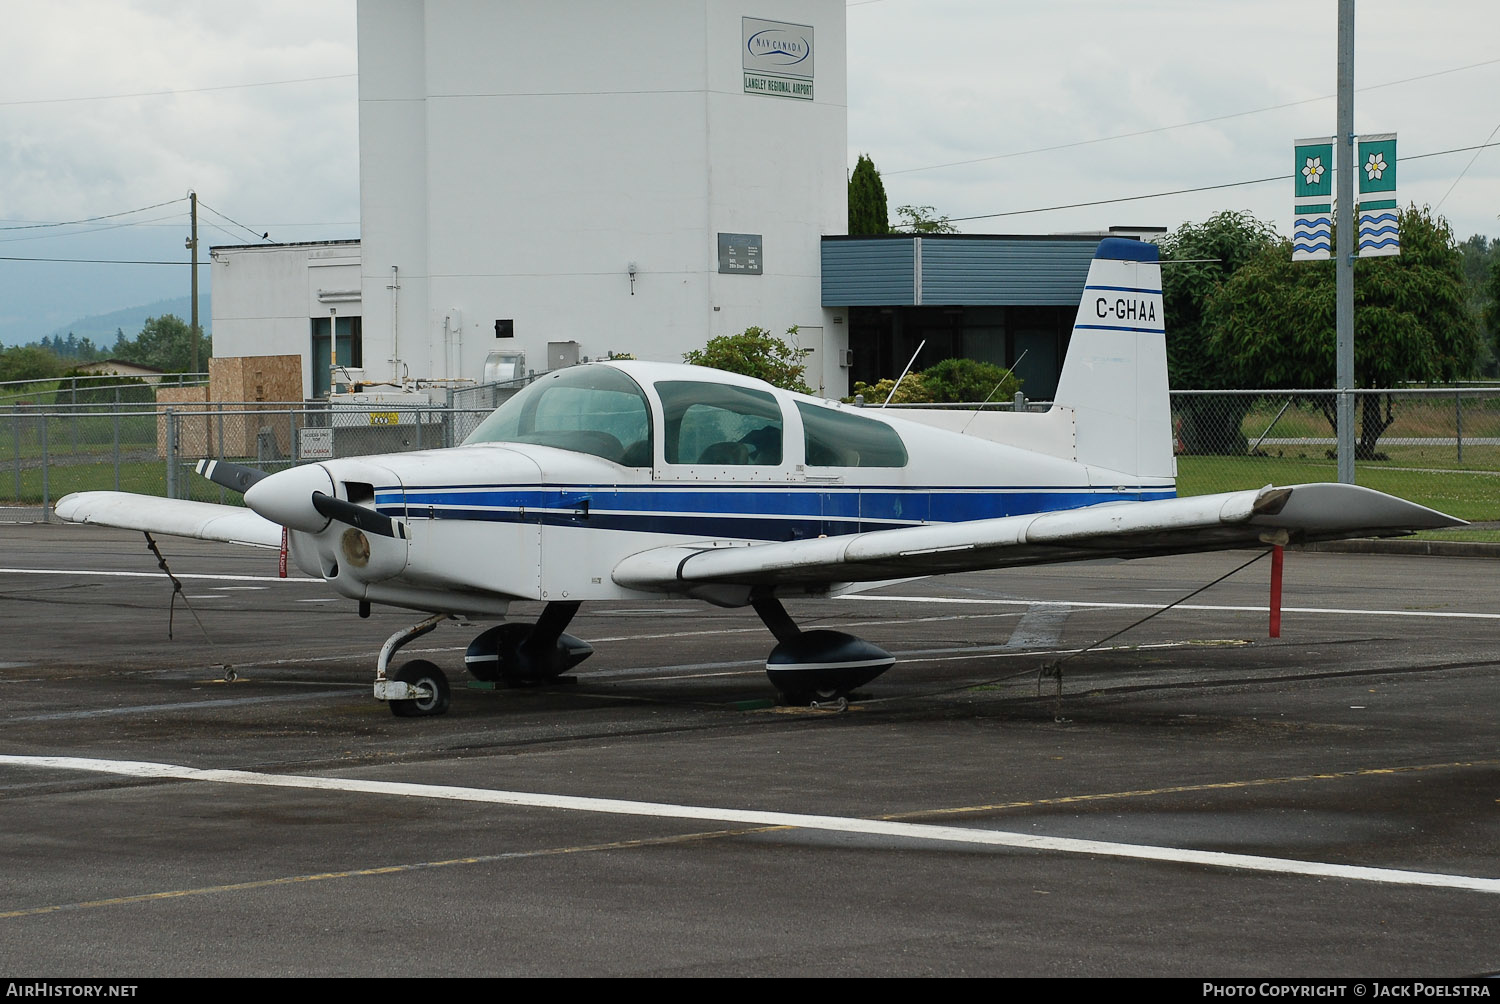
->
[797,402,909,468]
[463,366,652,465]
[655,381,784,466]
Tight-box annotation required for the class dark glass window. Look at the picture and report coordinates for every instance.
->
[656,381,783,466]
[797,401,908,467]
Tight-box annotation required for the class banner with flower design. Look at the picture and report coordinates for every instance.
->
[1356,133,1399,258]
[1292,137,1333,261]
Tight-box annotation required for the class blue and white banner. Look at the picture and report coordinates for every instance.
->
[1292,137,1333,262]
[1356,133,1399,257]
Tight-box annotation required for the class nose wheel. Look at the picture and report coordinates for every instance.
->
[389,660,451,717]
[374,613,455,717]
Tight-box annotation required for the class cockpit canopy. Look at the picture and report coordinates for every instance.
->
[464,366,652,465]
[464,364,907,469]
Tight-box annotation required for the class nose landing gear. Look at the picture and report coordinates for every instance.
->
[373,612,453,718]
[372,603,596,718]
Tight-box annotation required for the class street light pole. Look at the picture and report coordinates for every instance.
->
[1335,0,1355,483]
[187,190,200,377]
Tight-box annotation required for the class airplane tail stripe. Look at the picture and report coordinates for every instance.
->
[1084,283,1163,295]
[1072,323,1166,334]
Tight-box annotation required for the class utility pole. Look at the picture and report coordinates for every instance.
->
[186,190,200,376]
[1335,0,1355,483]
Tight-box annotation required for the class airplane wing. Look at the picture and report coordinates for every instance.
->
[54,491,284,548]
[612,483,1462,592]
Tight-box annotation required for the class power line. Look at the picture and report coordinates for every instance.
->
[201,220,248,243]
[4,142,1494,264]
[0,198,185,232]
[0,211,187,245]
[0,256,209,266]
[196,199,271,243]
[1435,121,1500,211]
[944,141,1500,224]
[886,57,1500,177]
[0,73,356,108]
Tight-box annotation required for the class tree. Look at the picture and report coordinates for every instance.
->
[1157,211,1282,454]
[0,346,65,383]
[1458,233,1500,374]
[683,325,812,393]
[892,204,958,234]
[1206,205,1477,459]
[114,314,211,373]
[847,358,1020,405]
[848,373,932,404]
[919,357,1019,402]
[848,154,889,236]
[1489,253,1500,363]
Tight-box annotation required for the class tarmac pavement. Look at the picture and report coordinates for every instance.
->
[1,523,1498,977]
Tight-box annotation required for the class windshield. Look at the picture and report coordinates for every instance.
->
[464,366,652,466]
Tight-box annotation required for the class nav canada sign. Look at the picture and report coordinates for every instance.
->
[743,17,814,100]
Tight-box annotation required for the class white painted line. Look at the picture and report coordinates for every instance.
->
[4,755,1497,896]
[0,567,319,584]
[848,594,1500,621]
[3,692,356,722]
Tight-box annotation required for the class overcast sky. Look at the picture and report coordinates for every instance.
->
[1,0,1496,343]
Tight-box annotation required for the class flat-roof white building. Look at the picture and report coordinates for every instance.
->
[211,3,1149,403]
[214,1,847,397]
[209,240,362,398]
[359,0,846,392]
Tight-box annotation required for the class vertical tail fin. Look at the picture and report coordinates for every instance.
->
[1052,237,1174,483]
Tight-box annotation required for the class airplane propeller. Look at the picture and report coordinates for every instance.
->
[312,491,400,538]
[195,459,272,493]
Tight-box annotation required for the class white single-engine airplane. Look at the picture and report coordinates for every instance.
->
[57,239,1460,716]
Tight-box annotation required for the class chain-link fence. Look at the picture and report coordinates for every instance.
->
[0,373,539,520]
[884,387,1500,540]
[1171,389,1500,538]
[4,382,1495,539]
[0,400,492,521]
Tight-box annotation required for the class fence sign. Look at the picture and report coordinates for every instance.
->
[299,427,334,460]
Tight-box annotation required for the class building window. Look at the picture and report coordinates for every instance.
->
[310,316,363,397]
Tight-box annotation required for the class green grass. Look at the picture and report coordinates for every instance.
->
[1240,398,1500,442]
[0,459,171,504]
[1176,454,1500,540]
[7,451,1495,543]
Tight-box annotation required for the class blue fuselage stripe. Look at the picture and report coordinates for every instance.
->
[376,484,1177,541]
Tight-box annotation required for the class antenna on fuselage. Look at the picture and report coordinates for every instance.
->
[960,349,1029,435]
[881,339,927,408]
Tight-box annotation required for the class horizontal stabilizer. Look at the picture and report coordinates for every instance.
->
[55,491,283,548]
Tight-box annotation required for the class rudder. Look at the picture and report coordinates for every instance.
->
[1051,237,1174,483]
